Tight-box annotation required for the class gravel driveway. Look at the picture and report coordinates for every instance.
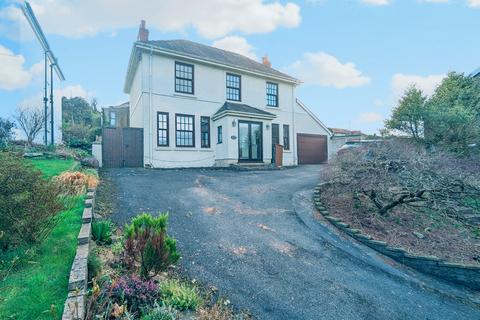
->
[103,165,480,320]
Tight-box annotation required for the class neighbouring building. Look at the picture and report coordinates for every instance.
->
[122,21,332,168]
[329,128,363,155]
[102,102,130,128]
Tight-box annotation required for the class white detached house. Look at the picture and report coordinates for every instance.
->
[123,21,331,168]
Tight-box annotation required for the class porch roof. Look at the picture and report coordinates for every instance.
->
[212,102,276,121]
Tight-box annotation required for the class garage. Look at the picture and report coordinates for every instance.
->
[297,134,328,164]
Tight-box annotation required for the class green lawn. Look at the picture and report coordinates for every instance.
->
[26,158,76,179]
[0,158,83,320]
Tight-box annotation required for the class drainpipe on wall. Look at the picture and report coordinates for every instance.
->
[291,86,296,165]
[148,46,153,167]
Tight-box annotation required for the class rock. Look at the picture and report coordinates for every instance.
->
[80,156,99,168]
[413,231,425,239]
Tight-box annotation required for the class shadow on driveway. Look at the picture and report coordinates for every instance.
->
[103,165,480,320]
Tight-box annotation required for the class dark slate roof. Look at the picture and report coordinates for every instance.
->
[213,102,276,118]
[142,39,298,82]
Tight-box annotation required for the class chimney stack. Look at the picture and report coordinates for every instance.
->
[137,20,149,42]
[262,55,271,68]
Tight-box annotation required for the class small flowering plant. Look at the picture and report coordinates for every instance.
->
[111,274,159,314]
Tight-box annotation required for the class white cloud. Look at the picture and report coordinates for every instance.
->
[468,0,480,7]
[360,0,392,6]
[0,0,301,39]
[212,36,258,60]
[0,45,32,90]
[357,112,384,124]
[286,52,371,88]
[391,73,445,97]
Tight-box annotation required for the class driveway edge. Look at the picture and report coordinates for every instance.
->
[313,184,480,292]
[61,187,96,320]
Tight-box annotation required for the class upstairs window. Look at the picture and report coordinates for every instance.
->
[226,73,241,101]
[283,124,290,150]
[175,62,194,94]
[201,116,210,148]
[110,111,116,126]
[266,82,278,107]
[157,112,169,146]
[175,114,195,147]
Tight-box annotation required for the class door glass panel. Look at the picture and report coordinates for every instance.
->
[239,122,249,160]
[251,123,262,161]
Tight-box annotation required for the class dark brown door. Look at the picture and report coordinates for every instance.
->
[297,134,328,164]
[102,127,143,168]
[122,128,144,167]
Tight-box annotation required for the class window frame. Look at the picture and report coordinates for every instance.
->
[174,61,195,95]
[266,82,279,107]
[175,113,195,147]
[156,112,169,147]
[283,124,290,150]
[200,116,211,148]
[109,111,116,126]
[217,126,223,144]
[226,73,241,102]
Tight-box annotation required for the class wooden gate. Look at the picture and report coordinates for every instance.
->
[102,127,144,168]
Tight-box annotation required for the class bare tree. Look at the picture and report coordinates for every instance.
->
[15,106,45,146]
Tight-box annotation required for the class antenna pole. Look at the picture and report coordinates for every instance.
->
[50,62,54,145]
[43,51,48,145]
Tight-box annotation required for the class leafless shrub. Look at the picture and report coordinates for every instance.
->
[322,139,480,219]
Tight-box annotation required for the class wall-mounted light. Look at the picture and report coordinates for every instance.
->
[232,120,236,127]
[266,124,270,130]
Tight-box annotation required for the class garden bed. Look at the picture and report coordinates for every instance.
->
[319,187,480,265]
[0,158,84,319]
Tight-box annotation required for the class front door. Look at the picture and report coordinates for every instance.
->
[238,121,263,162]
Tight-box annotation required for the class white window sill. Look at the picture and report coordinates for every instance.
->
[266,106,280,110]
[173,93,197,99]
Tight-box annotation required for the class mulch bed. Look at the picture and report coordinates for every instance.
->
[319,187,480,265]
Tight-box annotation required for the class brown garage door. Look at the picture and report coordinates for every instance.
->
[297,134,328,164]
[102,127,144,168]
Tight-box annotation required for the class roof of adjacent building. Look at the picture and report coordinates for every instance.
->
[212,102,276,120]
[329,127,363,136]
[142,39,298,82]
[471,67,480,77]
[103,102,129,110]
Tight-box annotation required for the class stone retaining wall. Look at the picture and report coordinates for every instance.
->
[61,187,96,320]
[314,184,480,291]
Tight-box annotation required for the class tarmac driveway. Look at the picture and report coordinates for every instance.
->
[104,165,480,320]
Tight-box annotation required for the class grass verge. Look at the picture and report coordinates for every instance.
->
[0,158,83,319]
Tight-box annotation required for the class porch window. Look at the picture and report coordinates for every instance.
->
[283,124,290,150]
[266,82,278,107]
[175,62,194,94]
[217,126,223,144]
[201,116,210,148]
[157,112,169,146]
[226,73,241,101]
[175,114,195,147]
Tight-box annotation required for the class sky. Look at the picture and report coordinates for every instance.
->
[0,0,479,134]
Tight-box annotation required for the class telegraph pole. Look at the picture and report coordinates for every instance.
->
[43,51,48,145]
[50,62,54,145]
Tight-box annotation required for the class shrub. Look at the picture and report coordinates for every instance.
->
[88,252,102,281]
[92,220,113,245]
[124,213,180,278]
[0,152,64,247]
[159,280,201,311]
[54,171,99,196]
[111,274,159,315]
[141,302,177,320]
